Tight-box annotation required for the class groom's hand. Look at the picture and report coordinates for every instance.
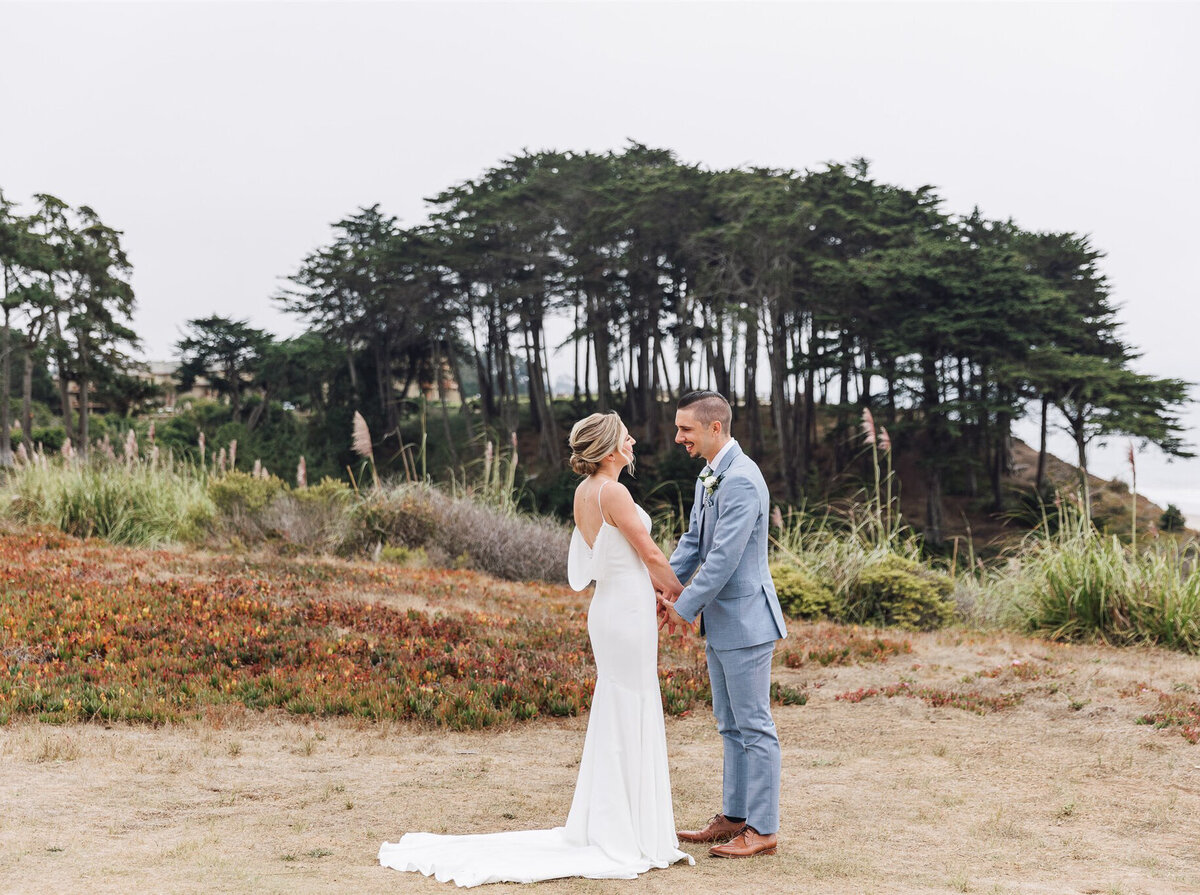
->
[656,593,688,635]
[660,602,688,635]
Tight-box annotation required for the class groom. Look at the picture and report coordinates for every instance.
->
[658,390,787,859]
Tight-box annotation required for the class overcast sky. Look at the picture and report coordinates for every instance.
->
[2,0,1198,517]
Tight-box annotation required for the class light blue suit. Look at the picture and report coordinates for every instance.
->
[670,441,787,836]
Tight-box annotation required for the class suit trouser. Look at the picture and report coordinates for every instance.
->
[706,639,781,835]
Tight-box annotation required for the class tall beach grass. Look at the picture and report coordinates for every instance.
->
[1000,504,1200,652]
[5,456,214,547]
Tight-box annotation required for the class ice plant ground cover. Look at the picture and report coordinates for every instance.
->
[0,529,710,727]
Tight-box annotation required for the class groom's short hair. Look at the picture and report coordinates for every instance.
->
[678,390,732,433]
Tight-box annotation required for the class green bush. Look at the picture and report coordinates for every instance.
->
[294,476,353,507]
[350,485,439,551]
[847,555,956,631]
[12,426,68,452]
[208,471,287,516]
[770,561,841,620]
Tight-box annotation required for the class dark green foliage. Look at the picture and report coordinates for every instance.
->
[847,555,956,631]
[176,316,272,421]
[770,561,842,620]
[12,425,67,451]
[6,147,1192,556]
[1160,504,1187,532]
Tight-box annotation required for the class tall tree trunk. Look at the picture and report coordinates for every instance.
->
[676,289,692,394]
[52,312,76,443]
[375,341,397,434]
[1035,395,1049,493]
[463,308,491,428]
[646,334,660,448]
[523,331,541,431]
[765,301,794,498]
[22,350,34,446]
[345,347,359,392]
[583,330,593,405]
[502,326,520,435]
[78,340,90,459]
[858,344,872,407]
[744,313,763,460]
[0,305,12,466]
[246,388,268,433]
[590,290,613,413]
[1073,419,1091,522]
[801,317,819,489]
[925,463,945,546]
[834,331,852,474]
[655,338,674,403]
[922,354,945,546]
[439,339,473,441]
[226,360,242,421]
[988,416,1002,512]
[572,301,582,402]
[524,314,560,464]
[436,346,460,466]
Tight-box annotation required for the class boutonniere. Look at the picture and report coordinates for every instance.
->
[700,468,722,498]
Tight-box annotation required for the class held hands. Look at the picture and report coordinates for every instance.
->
[654,588,692,636]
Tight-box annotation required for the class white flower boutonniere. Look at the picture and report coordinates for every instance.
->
[700,468,722,498]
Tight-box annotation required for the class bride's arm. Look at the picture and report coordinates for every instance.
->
[601,482,683,599]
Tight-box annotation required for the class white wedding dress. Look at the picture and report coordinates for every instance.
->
[378,493,693,886]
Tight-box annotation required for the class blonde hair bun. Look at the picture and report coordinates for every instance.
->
[567,412,631,477]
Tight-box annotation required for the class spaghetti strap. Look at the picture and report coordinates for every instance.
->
[596,480,609,523]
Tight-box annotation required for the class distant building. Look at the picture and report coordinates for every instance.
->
[65,361,215,414]
[135,361,218,410]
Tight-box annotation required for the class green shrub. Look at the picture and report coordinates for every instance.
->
[12,426,68,452]
[770,561,841,620]
[208,471,287,515]
[847,555,956,631]
[350,485,439,551]
[294,477,353,507]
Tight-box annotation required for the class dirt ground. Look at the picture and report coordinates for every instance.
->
[4,628,1200,895]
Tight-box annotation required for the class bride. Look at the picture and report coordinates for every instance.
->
[378,412,694,885]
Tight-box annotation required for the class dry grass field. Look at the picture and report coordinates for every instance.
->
[4,536,1200,894]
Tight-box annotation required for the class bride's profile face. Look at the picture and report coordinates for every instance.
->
[616,427,636,466]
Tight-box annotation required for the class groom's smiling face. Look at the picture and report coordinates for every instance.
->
[674,408,721,462]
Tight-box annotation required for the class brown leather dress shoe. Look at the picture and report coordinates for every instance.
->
[676,813,745,843]
[709,825,778,858]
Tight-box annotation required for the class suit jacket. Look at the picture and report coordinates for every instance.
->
[670,441,787,650]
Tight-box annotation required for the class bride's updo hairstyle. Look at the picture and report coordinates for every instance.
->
[568,412,632,477]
